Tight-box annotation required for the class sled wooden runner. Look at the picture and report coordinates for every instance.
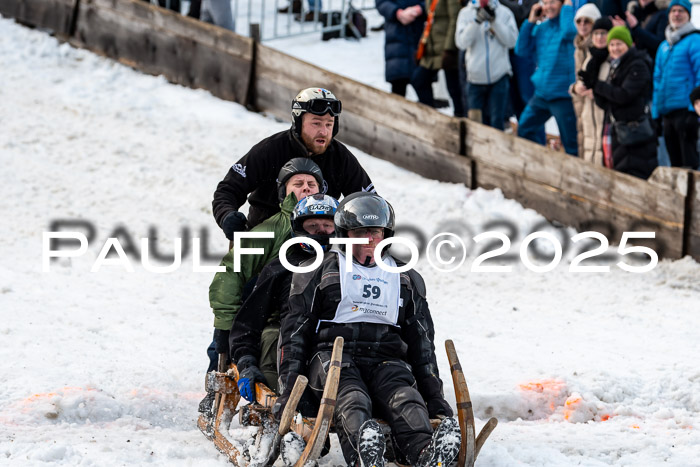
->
[294,336,344,467]
[445,339,498,467]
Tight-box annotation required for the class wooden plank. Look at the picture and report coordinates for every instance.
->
[255,44,460,154]
[466,120,684,229]
[0,0,77,36]
[476,163,682,258]
[687,172,700,261]
[73,0,253,105]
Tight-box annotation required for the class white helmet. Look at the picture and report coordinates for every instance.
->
[291,87,342,137]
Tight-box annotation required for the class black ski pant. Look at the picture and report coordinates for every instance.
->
[307,352,433,465]
[663,109,700,169]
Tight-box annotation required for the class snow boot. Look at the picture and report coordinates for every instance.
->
[357,419,385,467]
[415,417,461,467]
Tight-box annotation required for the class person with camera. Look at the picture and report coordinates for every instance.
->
[455,0,518,130]
[515,0,578,155]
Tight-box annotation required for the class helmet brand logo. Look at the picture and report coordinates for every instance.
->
[307,204,331,212]
[362,214,380,220]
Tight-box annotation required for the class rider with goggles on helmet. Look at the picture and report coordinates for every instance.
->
[213,87,375,240]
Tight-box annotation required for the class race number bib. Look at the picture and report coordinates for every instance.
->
[326,251,401,327]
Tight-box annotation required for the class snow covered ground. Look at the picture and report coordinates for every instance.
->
[2,15,700,466]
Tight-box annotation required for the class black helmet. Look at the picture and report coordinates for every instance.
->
[277,158,325,202]
[334,192,395,239]
[291,194,340,252]
[291,87,342,137]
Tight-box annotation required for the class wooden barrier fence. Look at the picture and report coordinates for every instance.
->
[2,0,698,260]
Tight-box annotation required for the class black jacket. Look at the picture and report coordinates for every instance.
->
[628,0,668,60]
[278,252,446,406]
[593,47,653,125]
[213,129,375,229]
[229,246,309,363]
[593,47,657,178]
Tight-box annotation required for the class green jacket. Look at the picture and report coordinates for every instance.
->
[209,193,297,330]
[419,0,461,70]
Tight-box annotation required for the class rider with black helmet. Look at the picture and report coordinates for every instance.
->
[213,88,375,239]
[229,193,340,398]
[275,193,460,467]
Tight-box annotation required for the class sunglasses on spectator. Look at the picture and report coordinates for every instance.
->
[299,98,342,116]
[576,18,593,24]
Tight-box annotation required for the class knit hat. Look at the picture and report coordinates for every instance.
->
[574,3,602,22]
[592,17,613,32]
[690,85,700,103]
[668,0,691,14]
[607,26,633,46]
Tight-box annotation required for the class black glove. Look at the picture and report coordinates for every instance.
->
[214,328,230,356]
[427,397,454,418]
[577,68,597,90]
[475,5,495,23]
[441,49,459,70]
[238,363,266,402]
[222,211,248,240]
[272,392,290,422]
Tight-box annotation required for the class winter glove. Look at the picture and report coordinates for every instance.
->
[214,329,230,356]
[441,49,459,71]
[475,5,495,23]
[237,366,266,402]
[222,211,248,240]
[577,69,597,90]
[272,392,290,422]
[427,397,454,418]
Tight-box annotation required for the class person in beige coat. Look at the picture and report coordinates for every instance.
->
[569,3,601,156]
[571,17,613,165]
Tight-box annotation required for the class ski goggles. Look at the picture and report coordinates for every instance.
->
[300,98,342,116]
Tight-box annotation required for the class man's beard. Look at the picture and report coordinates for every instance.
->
[301,131,331,155]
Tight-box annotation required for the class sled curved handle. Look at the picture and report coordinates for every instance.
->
[280,375,308,436]
[294,336,344,467]
[445,339,476,467]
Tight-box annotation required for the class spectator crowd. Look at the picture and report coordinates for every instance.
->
[378,0,700,178]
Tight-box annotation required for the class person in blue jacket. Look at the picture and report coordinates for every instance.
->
[652,0,700,169]
[377,0,426,96]
[515,0,579,155]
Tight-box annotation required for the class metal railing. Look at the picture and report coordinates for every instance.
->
[234,0,369,41]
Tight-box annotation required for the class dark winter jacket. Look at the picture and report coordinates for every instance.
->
[593,47,657,178]
[377,0,426,82]
[278,251,447,407]
[209,193,297,330]
[418,0,462,70]
[627,0,669,59]
[213,128,375,229]
[229,246,309,364]
[594,47,653,124]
